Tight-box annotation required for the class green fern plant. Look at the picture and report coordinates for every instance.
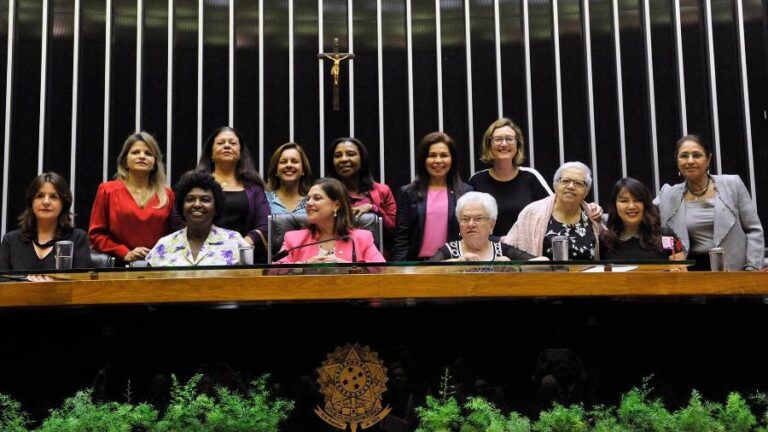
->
[716,392,756,432]
[414,369,461,432]
[671,389,725,431]
[461,397,530,432]
[36,389,157,432]
[153,373,293,432]
[615,377,674,431]
[0,393,29,432]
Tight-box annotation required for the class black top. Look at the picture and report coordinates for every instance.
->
[468,169,551,237]
[216,190,250,236]
[542,211,596,260]
[0,228,91,271]
[429,240,535,261]
[600,237,671,260]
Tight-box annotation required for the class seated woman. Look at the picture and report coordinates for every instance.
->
[601,177,684,261]
[0,173,90,271]
[89,132,174,264]
[276,178,385,264]
[146,171,250,267]
[429,192,535,262]
[503,162,602,260]
[392,132,472,261]
[657,135,763,270]
[265,142,312,215]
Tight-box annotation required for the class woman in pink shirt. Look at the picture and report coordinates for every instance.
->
[392,132,472,261]
[276,178,385,264]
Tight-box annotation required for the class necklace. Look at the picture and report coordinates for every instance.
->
[214,173,236,187]
[619,231,640,242]
[32,237,56,248]
[686,176,710,199]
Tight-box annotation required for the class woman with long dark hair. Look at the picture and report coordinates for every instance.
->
[194,126,271,260]
[391,131,472,261]
[601,177,683,260]
[1,173,90,270]
[326,137,396,240]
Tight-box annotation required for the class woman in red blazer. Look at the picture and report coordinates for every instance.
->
[276,178,385,264]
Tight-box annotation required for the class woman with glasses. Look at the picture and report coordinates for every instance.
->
[656,135,763,270]
[502,162,602,260]
[468,118,552,237]
[429,192,535,262]
[392,132,472,261]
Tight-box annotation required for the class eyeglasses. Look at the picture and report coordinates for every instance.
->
[491,136,517,144]
[558,178,587,189]
[677,152,706,160]
[459,216,490,225]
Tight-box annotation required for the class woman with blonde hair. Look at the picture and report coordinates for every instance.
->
[89,131,174,263]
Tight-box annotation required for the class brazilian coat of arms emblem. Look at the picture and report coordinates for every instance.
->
[315,343,391,431]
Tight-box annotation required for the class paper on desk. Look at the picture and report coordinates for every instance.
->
[582,265,638,272]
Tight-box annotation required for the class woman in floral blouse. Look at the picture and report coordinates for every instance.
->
[146,171,249,266]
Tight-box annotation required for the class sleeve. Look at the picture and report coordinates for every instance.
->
[391,188,413,261]
[88,183,131,260]
[427,246,450,262]
[359,231,386,263]
[246,185,271,250]
[375,185,397,233]
[734,177,764,269]
[502,243,535,260]
[73,230,92,269]
[0,234,12,271]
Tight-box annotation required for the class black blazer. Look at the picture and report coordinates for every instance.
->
[391,181,472,261]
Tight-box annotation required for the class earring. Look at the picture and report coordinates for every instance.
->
[678,171,681,177]
[333,210,337,217]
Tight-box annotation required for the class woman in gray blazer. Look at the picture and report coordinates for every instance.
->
[656,135,763,270]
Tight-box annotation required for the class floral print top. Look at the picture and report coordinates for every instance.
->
[542,210,596,260]
[145,226,250,267]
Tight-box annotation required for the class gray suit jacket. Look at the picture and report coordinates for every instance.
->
[657,175,764,270]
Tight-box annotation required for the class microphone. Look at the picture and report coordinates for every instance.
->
[273,234,350,262]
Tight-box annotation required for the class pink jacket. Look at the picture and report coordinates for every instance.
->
[502,195,601,258]
[276,228,386,263]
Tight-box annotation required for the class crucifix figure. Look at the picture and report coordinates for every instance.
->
[318,37,355,111]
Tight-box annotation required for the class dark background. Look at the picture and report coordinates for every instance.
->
[0,0,766,237]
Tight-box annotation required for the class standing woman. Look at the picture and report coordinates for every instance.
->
[1,173,90,271]
[657,135,763,270]
[327,137,397,237]
[468,118,552,237]
[196,126,271,259]
[89,132,174,263]
[265,142,312,215]
[392,132,472,261]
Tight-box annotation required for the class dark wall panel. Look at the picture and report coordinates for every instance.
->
[711,0,748,177]
[234,0,261,168]
[498,0,527,133]
[201,0,228,137]
[649,0,681,188]
[107,0,137,176]
[590,0,622,204]
[469,0,499,174]
[410,0,438,143]
[263,0,289,171]
[528,0,558,181]
[680,0,712,146]
[352,0,380,179]
[6,1,43,229]
[558,0,590,168]
[74,0,106,228]
[293,0,319,174]
[381,0,409,190]
[617,0,653,190]
[170,0,199,183]
[441,1,470,179]
[44,0,74,178]
[141,0,168,145]
[0,0,7,219]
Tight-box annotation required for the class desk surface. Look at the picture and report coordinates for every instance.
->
[1,264,766,307]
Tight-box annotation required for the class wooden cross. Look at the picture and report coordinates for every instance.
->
[318,37,355,111]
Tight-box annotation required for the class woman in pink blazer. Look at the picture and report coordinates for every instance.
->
[276,178,385,264]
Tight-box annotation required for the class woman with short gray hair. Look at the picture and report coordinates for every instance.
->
[502,162,602,259]
[429,192,536,262]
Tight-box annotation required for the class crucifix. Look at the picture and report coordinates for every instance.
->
[318,37,355,111]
